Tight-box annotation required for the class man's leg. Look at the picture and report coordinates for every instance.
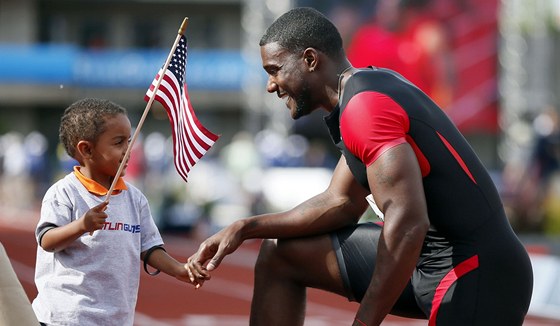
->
[250,234,348,326]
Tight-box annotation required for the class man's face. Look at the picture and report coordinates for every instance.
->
[260,42,315,119]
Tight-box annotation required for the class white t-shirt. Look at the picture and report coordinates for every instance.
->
[32,172,163,326]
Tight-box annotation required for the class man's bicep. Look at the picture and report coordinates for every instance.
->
[366,143,428,222]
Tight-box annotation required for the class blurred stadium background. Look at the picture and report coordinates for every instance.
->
[1,0,560,324]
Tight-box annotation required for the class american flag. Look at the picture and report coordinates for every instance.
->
[145,35,219,182]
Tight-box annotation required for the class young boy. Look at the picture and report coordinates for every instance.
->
[32,98,194,326]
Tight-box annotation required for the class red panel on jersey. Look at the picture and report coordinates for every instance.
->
[340,91,430,177]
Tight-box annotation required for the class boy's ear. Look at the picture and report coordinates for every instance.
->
[76,140,93,159]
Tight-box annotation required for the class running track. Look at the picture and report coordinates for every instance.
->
[1,206,557,325]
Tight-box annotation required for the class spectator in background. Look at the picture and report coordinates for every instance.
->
[24,131,51,203]
[346,0,454,108]
[532,107,560,234]
[297,0,377,47]
[0,132,32,209]
[328,1,375,47]
[504,106,560,233]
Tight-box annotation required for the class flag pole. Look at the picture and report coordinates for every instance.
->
[90,17,188,236]
[104,17,189,202]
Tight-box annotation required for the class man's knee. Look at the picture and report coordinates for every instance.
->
[255,239,296,276]
[256,239,280,268]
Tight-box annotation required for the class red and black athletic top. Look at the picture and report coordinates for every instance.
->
[324,67,505,238]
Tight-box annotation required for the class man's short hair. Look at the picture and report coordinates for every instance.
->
[59,98,126,159]
[259,7,344,59]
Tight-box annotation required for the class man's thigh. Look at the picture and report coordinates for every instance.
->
[273,232,349,298]
[332,223,426,319]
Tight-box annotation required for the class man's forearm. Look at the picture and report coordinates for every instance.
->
[239,191,364,241]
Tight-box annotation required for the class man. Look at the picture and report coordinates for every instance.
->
[186,7,533,326]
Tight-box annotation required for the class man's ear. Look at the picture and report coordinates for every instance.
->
[76,140,93,159]
[303,48,318,72]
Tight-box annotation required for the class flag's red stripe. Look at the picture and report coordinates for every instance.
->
[184,84,219,142]
[177,97,201,166]
[152,85,197,176]
[182,93,212,155]
[154,73,198,168]
[173,99,197,168]
[157,72,181,116]
[154,92,192,180]
[185,99,216,152]
[170,94,202,165]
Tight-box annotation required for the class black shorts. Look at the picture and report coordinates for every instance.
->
[331,222,426,319]
[330,221,533,325]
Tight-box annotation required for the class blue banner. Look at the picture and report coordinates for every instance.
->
[0,44,251,90]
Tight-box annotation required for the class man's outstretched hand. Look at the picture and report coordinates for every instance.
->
[185,221,244,288]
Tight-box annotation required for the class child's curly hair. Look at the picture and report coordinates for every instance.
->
[59,98,127,159]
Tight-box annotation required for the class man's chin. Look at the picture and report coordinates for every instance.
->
[292,106,306,120]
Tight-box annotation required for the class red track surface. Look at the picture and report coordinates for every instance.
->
[1,206,557,325]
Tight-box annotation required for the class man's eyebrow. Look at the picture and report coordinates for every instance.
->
[263,63,282,71]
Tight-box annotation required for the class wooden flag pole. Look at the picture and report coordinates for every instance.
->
[104,17,189,202]
[90,17,188,235]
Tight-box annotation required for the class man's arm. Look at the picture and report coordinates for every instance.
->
[240,156,370,239]
[354,143,430,326]
[187,156,370,277]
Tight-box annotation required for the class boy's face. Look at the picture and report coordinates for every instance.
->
[89,113,132,180]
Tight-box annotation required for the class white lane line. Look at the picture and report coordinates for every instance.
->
[135,314,360,326]
[135,314,249,326]
[134,313,176,326]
